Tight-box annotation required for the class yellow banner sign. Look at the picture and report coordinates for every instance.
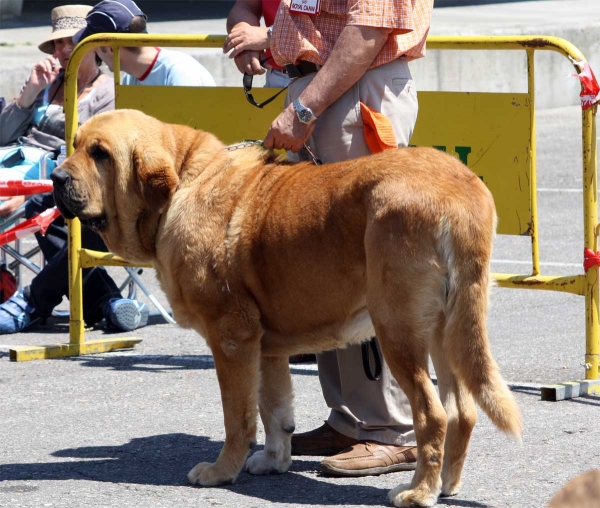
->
[116,87,532,236]
[411,92,532,236]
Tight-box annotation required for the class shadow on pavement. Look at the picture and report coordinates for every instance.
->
[67,353,216,372]
[438,499,491,507]
[0,433,220,487]
[0,432,397,505]
[565,395,600,407]
[61,353,319,376]
[509,385,541,397]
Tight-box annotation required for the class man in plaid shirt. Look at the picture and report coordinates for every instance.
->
[260,0,433,476]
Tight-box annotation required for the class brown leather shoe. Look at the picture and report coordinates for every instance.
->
[320,442,418,477]
[291,422,359,456]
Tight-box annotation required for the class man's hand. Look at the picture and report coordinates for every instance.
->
[18,56,61,109]
[233,50,265,76]
[223,23,270,59]
[0,196,25,218]
[264,25,391,154]
[264,103,315,152]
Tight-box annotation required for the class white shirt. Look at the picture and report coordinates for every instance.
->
[123,48,216,87]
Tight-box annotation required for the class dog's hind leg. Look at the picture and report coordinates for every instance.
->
[365,214,447,507]
[429,342,476,497]
[246,355,295,475]
[377,325,445,508]
[188,323,262,487]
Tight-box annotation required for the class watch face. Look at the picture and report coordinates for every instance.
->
[299,109,312,123]
[294,99,314,124]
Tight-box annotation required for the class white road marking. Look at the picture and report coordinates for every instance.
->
[492,259,580,268]
[537,188,582,193]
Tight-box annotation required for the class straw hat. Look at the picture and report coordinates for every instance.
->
[38,5,92,54]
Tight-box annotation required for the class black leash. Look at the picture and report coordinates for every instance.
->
[242,62,320,165]
[243,72,289,109]
[362,337,383,381]
[243,57,289,109]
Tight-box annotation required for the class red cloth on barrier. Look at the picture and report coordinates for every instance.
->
[0,207,61,247]
[0,180,54,197]
[570,62,600,110]
[583,248,600,271]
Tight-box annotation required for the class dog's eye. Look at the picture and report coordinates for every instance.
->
[90,145,109,162]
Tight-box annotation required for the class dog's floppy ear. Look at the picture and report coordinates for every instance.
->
[133,146,179,213]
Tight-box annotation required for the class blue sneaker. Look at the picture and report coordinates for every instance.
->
[103,298,149,332]
[0,289,39,334]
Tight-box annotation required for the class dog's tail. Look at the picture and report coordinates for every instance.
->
[439,204,522,442]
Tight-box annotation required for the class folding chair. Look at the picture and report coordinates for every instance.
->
[0,149,175,323]
[0,150,56,286]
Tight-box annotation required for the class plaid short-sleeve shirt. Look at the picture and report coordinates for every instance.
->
[270,0,433,68]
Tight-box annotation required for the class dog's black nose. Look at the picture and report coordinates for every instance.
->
[51,168,71,187]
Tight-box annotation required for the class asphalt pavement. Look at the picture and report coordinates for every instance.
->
[1,1,600,507]
[1,105,600,508]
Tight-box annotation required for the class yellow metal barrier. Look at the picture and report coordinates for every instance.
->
[10,34,598,400]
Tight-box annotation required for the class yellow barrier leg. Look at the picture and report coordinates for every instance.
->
[69,217,85,343]
[542,104,600,400]
[8,62,142,362]
[583,104,600,387]
[9,213,141,361]
[9,338,142,362]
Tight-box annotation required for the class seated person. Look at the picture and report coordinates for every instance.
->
[74,0,216,87]
[0,4,148,334]
[0,4,113,207]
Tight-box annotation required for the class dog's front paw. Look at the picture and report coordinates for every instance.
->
[245,449,291,475]
[187,462,237,486]
[388,484,438,507]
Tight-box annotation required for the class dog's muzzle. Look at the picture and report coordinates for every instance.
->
[52,166,100,220]
[51,168,108,231]
[51,168,76,219]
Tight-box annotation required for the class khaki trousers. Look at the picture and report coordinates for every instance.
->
[287,58,417,445]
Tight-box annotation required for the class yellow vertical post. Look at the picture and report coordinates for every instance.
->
[527,49,541,276]
[67,218,84,344]
[63,51,85,346]
[113,46,121,84]
[583,103,599,380]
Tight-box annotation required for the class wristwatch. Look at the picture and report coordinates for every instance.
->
[293,98,318,125]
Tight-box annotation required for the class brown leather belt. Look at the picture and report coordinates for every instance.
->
[284,61,320,78]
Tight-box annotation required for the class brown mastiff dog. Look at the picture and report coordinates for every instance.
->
[547,470,600,508]
[52,109,522,507]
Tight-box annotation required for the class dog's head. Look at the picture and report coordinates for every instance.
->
[52,109,179,261]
